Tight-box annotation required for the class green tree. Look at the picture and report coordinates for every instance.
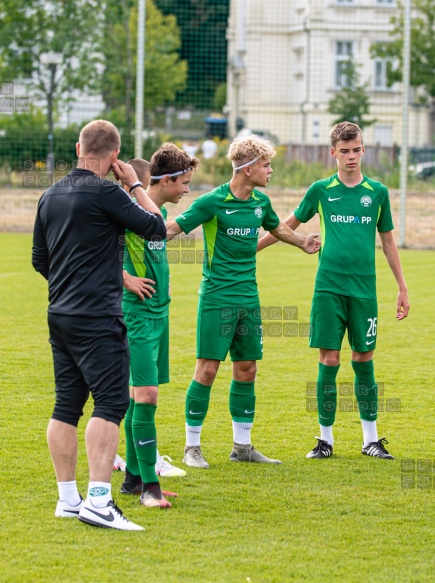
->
[102,0,187,130]
[213,82,227,111]
[370,0,435,100]
[155,0,230,108]
[0,0,102,153]
[328,58,376,129]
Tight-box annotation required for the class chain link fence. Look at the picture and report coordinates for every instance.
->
[0,0,434,246]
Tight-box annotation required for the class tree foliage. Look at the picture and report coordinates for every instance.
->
[328,58,376,130]
[0,0,102,127]
[155,0,230,108]
[102,0,187,129]
[370,0,435,100]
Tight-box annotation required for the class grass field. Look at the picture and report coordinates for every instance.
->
[1,232,435,582]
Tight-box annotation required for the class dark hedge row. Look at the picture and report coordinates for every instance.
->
[0,129,163,172]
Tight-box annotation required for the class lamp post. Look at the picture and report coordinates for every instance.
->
[40,51,63,178]
[399,0,411,248]
[232,0,246,136]
[135,0,146,158]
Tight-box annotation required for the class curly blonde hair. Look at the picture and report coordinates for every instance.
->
[227,135,276,170]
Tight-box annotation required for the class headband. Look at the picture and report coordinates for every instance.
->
[150,168,191,180]
[232,156,260,170]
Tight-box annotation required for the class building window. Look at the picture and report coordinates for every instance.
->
[336,0,354,4]
[374,58,391,90]
[335,41,353,88]
[376,0,395,5]
[374,125,393,147]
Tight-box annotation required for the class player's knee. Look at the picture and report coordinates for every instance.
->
[234,361,257,382]
[197,369,217,385]
[320,350,340,367]
[195,359,219,385]
[134,385,158,404]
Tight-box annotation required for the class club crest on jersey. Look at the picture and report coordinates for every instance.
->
[360,195,372,207]
[254,206,262,218]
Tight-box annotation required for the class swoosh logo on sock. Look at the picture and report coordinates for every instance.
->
[86,508,115,522]
[138,439,155,446]
[189,410,204,415]
[244,410,255,414]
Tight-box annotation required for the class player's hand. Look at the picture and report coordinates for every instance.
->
[301,234,321,254]
[112,159,139,189]
[396,290,410,320]
[123,272,156,301]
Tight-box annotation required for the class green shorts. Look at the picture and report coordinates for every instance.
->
[124,313,169,386]
[309,292,378,352]
[196,297,263,362]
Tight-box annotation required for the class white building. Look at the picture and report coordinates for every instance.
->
[226,0,430,147]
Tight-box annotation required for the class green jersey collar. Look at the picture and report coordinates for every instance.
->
[224,183,260,202]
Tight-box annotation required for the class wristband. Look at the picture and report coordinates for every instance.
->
[129,181,143,194]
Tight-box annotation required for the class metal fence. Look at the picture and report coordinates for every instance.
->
[0,0,434,247]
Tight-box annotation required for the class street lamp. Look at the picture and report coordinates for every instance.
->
[135,0,146,158]
[40,51,63,177]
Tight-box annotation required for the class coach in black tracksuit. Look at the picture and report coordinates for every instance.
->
[32,120,165,530]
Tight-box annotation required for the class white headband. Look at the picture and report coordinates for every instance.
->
[232,156,260,171]
[150,168,191,179]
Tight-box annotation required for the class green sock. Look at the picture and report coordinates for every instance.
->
[124,397,140,476]
[352,360,378,421]
[317,363,339,427]
[185,380,211,427]
[132,403,158,484]
[229,380,255,422]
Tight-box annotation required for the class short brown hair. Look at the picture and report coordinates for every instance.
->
[227,135,276,171]
[79,120,121,157]
[329,122,363,148]
[127,158,150,186]
[149,142,200,186]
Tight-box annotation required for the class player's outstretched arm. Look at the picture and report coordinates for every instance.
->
[123,270,156,301]
[166,219,183,241]
[269,221,320,255]
[258,213,302,251]
[379,230,410,320]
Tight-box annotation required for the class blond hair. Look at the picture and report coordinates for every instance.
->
[227,135,276,170]
[79,120,121,157]
[329,122,363,148]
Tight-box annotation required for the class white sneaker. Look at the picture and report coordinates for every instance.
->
[113,454,126,472]
[183,446,210,469]
[55,496,84,518]
[155,455,187,477]
[78,499,144,531]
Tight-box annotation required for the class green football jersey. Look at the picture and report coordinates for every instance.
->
[122,206,170,318]
[175,182,280,305]
[294,174,394,299]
